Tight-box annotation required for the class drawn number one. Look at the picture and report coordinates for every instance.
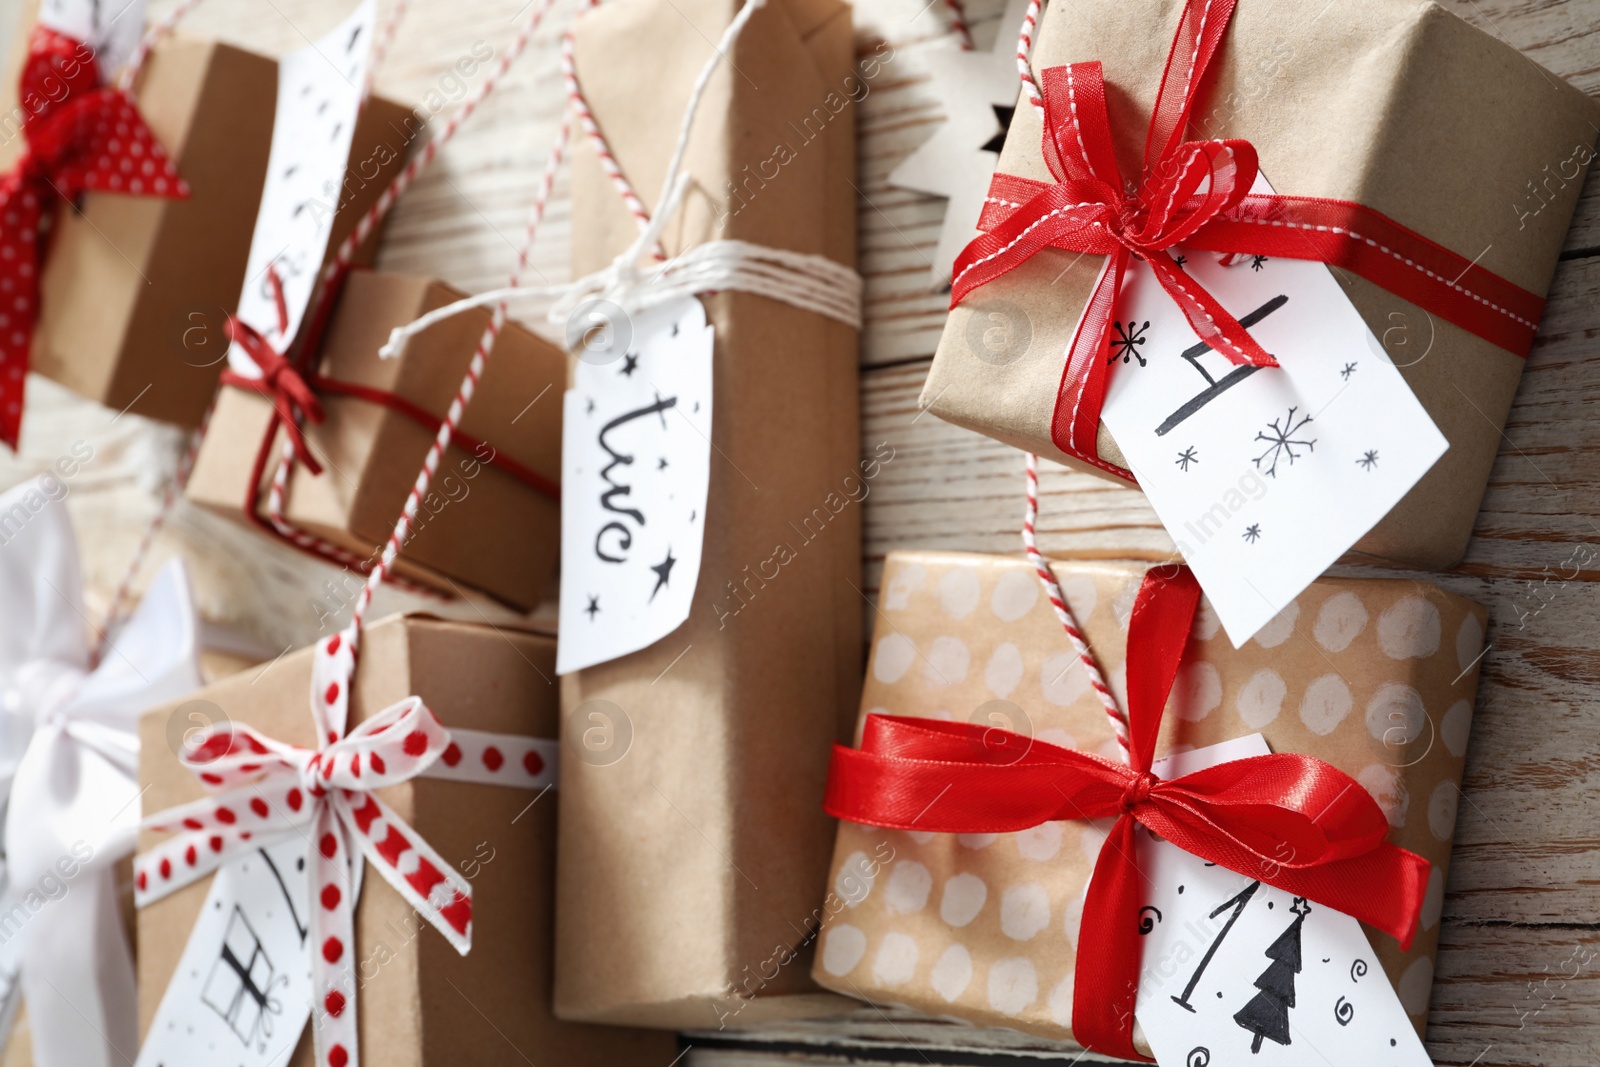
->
[1171,880,1262,1013]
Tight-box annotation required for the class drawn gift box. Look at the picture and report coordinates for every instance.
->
[813,550,1488,1049]
[552,0,863,1030]
[0,20,413,430]
[921,0,1600,570]
[184,270,564,611]
[136,615,679,1066]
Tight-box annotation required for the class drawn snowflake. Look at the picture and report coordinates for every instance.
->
[1173,254,1188,268]
[1243,524,1262,543]
[1176,446,1198,471]
[1357,450,1379,471]
[1340,362,1357,380]
[1110,320,1150,366]
[1250,255,1268,271]
[1253,406,1316,477]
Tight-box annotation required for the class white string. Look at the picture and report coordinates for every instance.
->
[377,0,863,361]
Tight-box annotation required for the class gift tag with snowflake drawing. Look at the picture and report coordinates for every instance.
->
[1133,737,1434,1067]
[1098,175,1446,646]
[556,297,715,674]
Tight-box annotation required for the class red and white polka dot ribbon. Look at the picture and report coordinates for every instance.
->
[137,626,555,1067]
[0,25,188,449]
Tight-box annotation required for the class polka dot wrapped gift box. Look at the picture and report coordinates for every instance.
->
[134,614,677,1066]
[813,551,1487,1049]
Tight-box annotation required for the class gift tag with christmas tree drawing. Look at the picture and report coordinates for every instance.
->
[1097,174,1447,647]
[556,297,715,674]
[227,0,376,369]
[1132,736,1433,1067]
[135,838,318,1067]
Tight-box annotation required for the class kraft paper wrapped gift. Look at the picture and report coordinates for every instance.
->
[554,0,862,1030]
[136,615,679,1067]
[185,270,565,610]
[814,551,1488,1046]
[922,0,1600,570]
[0,20,412,429]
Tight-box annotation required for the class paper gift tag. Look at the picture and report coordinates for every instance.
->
[38,0,147,78]
[1133,736,1432,1067]
[228,0,376,369]
[557,297,714,674]
[1098,177,1447,647]
[135,838,317,1067]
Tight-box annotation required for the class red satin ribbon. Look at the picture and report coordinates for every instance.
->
[823,565,1429,1061]
[0,26,189,449]
[949,0,1543,479]
[220,266,326,475]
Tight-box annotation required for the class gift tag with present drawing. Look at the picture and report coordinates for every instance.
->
[38,0,148,77]
[1133,737,1433,1067]
[228,0,376,366]
[557,297,715,674]
[135,838,317,1067]
[1099,175,1447,647]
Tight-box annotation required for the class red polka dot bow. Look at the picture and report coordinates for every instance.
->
[136,627,557,1067]
[0,26,189,449]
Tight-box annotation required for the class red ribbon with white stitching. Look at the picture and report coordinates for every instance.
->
[951,0,1544,480]
[0,25,188,448]
[136,627,556,1067]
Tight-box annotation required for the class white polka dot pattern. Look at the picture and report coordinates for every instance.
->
[822,555,1488,1044]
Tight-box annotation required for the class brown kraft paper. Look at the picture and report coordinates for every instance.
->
[813,551,1488,1049]
[184,270,565,611]
[922,0,1600,570]
[554,0,864,1030]
[136,615,679,1066]
[0,15,413,430]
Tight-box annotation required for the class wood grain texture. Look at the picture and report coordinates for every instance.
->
[0,0,1596,1063]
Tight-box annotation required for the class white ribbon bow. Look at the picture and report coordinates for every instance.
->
[0,476,201,1067]
[137,627,555,1067]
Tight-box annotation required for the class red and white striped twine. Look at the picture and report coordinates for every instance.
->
[1015,0,1044,113]
[341,0,573,657]
[1023,452,1128,756]
[560,1,660,251]
[943,0,974,49]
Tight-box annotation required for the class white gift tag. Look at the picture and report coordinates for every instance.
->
[38,0,147,78]
[556,297,714,674]
[1099,177,1447,646]
[1133,737,1432,1067]
[228,0,376,373]
[135,839,316,1067]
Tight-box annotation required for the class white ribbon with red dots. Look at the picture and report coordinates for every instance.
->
[136,627,553,1067]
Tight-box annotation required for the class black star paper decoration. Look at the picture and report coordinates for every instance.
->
[981,104,1016,155]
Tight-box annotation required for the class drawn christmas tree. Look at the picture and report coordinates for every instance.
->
[1233,897,1309,1053]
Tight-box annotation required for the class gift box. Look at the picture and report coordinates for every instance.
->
[814,550,1488,1047]
[136,614,678,1066]
[553,0,862,1029]
[921,0,1600,570]
[0,20,412,430]
[184,270,565,610]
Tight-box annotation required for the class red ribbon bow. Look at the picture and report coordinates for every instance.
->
[823,565,1429,1061]
[949,0,1545,479]
[0,26,189,449]
[220,266,326,475]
